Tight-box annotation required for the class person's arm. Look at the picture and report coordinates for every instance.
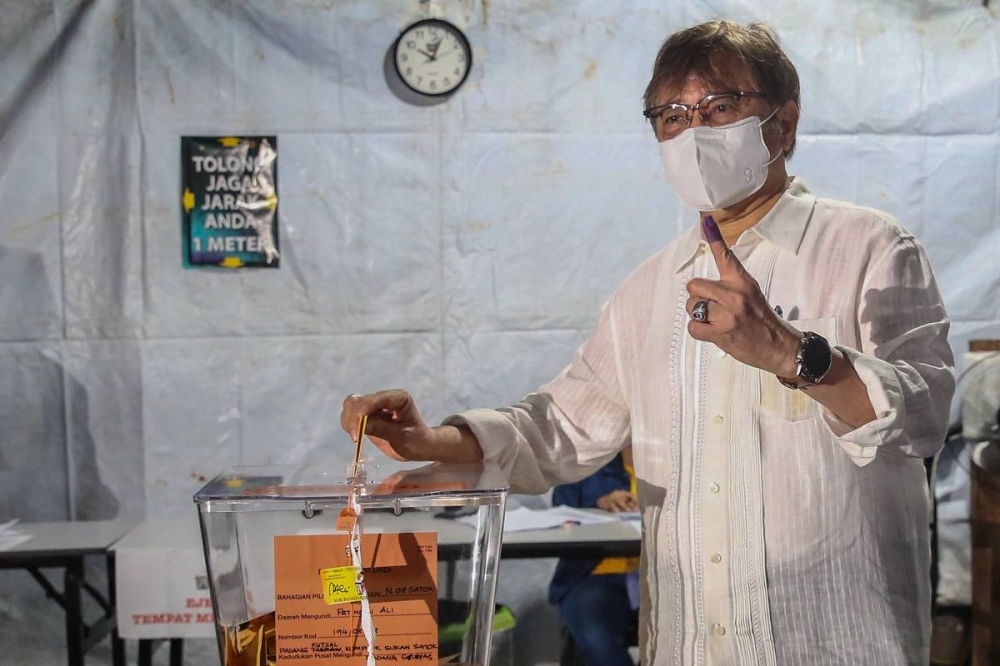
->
[341,390,483,462]
[774,343,876,428]
[441,302,632,493]
[685,215,880,426]
[686,216,955,465]
[342,301,632,492]
[806,235,955,464]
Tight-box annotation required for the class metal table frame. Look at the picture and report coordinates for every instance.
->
[0,520,133,666]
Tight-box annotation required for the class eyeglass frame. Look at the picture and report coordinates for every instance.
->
[643,90,769,133]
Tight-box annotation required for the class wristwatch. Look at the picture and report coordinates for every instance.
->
[777,331,832,390]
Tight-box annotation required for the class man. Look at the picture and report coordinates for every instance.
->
[342,21,955,665]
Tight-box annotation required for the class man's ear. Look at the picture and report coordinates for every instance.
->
[778,101,800,155]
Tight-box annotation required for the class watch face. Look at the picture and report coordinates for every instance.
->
[800,333,832,381]
[394,19,471,97]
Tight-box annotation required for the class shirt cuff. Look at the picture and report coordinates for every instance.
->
[820,346,904,467]
[442,408,520,476]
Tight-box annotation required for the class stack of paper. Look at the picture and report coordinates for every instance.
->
[0,519,30,552]
[617,511,642,534]
[458,506,619,533]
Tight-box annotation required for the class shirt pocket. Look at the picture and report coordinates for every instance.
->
[758,317,839,423]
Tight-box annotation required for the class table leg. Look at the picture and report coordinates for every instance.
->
[169,638,184,666]
[137,639,153,666]
[65,559,84,666]
[108,553,124,666]
[446,560,456,598]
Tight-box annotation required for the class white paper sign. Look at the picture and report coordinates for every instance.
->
[115,547,216,639]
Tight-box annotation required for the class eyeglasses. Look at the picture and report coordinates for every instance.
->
[643,91,768,141]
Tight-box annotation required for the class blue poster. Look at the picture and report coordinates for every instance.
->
[181,136,280,268]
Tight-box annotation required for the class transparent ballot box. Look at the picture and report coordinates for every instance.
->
[194,462,508,666]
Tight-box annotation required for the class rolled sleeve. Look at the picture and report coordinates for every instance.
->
[442,408,529,483]
[821,235,955,466]
[442,303,630,494]
[821,346,905,466]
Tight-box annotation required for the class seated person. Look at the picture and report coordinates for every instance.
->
[549,448,639,666]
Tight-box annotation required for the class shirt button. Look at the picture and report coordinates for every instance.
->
[712,415,724,425]
[709,482,720,494]
[710,553,722,564]
[714,624,726,637]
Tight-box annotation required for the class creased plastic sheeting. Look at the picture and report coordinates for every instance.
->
[445,330,591,409]
[135,1,444,135]
[62,341,143,520]
[144,132,441,337]
[449,2,676,135]
[0,1,63,343]
[3,1,1000,665]
[143,333,443,517]
[58,0,144,340]
[0,344,68,521]
[442,133,676,333]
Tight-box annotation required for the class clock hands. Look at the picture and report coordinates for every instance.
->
[418,39,444,63]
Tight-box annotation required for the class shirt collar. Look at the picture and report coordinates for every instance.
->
[672,177,816,274]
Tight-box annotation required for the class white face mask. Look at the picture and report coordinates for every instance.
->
[658,108,782,211]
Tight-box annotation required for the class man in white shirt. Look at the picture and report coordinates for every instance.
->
[341,21,955,665]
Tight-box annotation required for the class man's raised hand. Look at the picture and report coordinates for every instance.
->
[685,215,801,378]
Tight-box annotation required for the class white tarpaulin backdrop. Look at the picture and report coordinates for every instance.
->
[2,0,999,664]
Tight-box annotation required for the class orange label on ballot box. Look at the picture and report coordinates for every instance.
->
[274,533,438,664]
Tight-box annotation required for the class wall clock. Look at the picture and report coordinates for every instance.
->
[393,19,472,98]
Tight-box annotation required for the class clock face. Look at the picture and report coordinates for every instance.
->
[394,19,472,97]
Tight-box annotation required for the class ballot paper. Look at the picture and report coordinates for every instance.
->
[458,506,619,533]
[0,519,31,552]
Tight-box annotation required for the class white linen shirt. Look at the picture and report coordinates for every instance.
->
[445,179,956,665]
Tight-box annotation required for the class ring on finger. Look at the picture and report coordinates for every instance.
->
[691,299,710,322]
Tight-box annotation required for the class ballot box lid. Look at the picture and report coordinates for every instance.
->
[193,461,508,510]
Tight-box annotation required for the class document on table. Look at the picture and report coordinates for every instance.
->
[0,519,31,551]
[458,506,619,533]
[617,511,642,535]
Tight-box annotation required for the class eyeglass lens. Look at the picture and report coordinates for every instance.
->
[650,94,747,140]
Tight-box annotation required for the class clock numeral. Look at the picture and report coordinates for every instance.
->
[457,53,465,63]
[414,29,424,38]
[430,80,437,90]
[406,67,412,75]
[406,40,415,49]
[444,77,451,86]
[417,76,423,84]
[401,53,408,62]
[454,68,461,76]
